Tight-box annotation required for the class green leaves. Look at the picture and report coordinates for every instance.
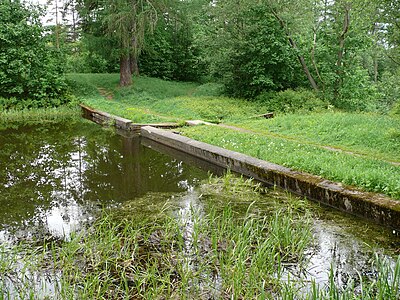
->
[0,0,68,108]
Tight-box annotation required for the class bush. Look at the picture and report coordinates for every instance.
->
[256,89,327,113]
[0,95,76,111]
[378,71,400,113]
[192,83,224,97]
[391,101,400,117]
[331,68,381,112]
[0,0,68,108]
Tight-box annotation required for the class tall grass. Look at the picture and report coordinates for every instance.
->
[291,254,400,300]
[0,106,81,129]
[2,206,399,299]
[50,201,312,299]
[0,174,314,299]
[1,174,400,299]
[237,112,400,162]
[180,126,400,199]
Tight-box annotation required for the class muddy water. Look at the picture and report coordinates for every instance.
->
[0,121,399,292]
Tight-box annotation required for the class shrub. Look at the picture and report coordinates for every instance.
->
[192,83,224,97]
[0,0,68,108]
[391,101,400,118]
[379,71,400,113]
[256,89,327,113]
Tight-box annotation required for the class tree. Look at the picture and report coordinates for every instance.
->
[0,0,68,106]
[382,0,400,67]
[198,0,301,98]
[266,0,320,92]
[79,0,160,86]
[139,0,205,81]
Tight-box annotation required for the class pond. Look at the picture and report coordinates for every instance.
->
[0,122,208,243]
[1,120,399,298]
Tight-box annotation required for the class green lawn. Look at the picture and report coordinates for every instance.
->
[67,73,269,123]
[179,125,400,199]
[235,112,400,162]
[67,73,400,199]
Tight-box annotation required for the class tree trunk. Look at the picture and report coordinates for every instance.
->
[270,8,319,92]
[130,54,139,76]
[311,26,325,91]
[130,37,140,76]
[334,3,350,98]
[55,0,60,50]
[120,55,132,86]
[373,53,378,83]
[290,36,319,92]
[372,22,379,83]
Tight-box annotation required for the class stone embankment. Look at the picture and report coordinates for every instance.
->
[81,104,400,230]
[141,126,400,230]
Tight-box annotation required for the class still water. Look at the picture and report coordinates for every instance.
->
[0,122,208,243]
[0,120,399,292]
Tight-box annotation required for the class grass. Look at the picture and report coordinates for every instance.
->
[179,125,400,199]
[281,254,400,300]
[67,73,400,199]
[0,175,314,299]
[67,73,269,123]
[0,106,81,129]
[235,112,400,163]
[55,205,311,299]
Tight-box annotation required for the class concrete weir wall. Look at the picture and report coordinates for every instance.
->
[141,126,400,230]
[80,104,179,132]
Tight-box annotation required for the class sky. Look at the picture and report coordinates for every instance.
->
[29,0,65,25]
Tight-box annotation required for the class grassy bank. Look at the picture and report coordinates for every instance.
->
[0,106,81,129]
[235,112,400,163]
[67,73,268,123]
[67,73,400,200]
[179,125,400,199]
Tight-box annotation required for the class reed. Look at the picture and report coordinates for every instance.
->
[0,106,81,128]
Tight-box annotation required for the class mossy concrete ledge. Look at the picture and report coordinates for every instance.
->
[80,104,179,132]
[141,125,400,230]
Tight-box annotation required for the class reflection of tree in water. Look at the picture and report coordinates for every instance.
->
[0,122,207,240]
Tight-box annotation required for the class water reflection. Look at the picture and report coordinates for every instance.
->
[281,204,400,292]
[0,122,208,242]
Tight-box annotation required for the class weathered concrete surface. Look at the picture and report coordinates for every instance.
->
[185,120,215,126]
[80,104,179,132]
[142,138,226,176]
[141,125,400,230]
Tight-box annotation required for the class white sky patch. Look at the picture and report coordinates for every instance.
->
[29,0,68,26]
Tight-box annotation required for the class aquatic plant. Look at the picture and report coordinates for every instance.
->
[0,106,81,129]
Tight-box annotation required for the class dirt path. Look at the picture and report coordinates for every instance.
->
[97,87,114,100]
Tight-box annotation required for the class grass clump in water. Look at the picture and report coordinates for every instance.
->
[1,173,400,299]
[52,202,313,299]
[0,106,81,129]
[283,254,400,300]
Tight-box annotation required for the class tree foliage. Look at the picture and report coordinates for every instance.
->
[4,0,399,112]
[77,0,161,86]
[198,0,303,98]
[139,1,205,81]
[0,0,68,107]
